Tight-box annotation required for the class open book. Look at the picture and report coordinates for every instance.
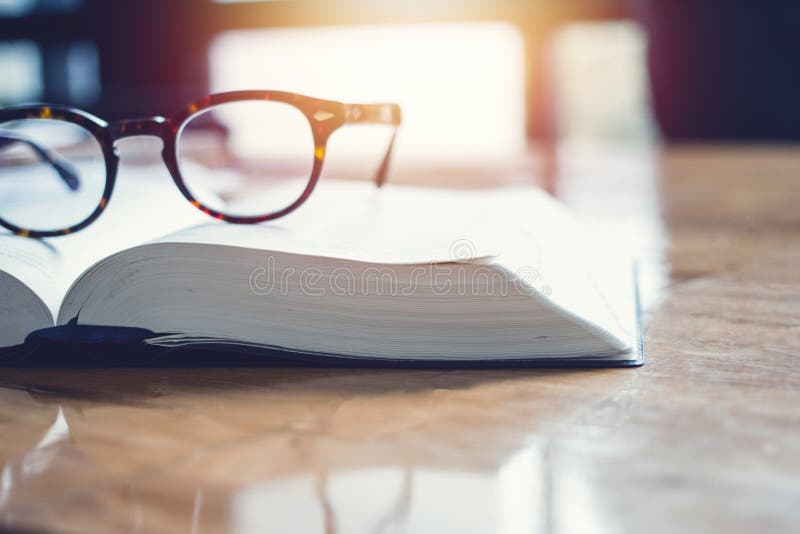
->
[0,170,643,365]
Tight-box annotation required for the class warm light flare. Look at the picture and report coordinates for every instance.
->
[210,22,526,164]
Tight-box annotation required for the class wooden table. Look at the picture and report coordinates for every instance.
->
[1,145,798,533]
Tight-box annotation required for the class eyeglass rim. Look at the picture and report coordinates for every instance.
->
[0,106,118,238]
[165,91,337,226]
[0,91,402,238]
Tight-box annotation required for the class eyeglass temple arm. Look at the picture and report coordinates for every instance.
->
[344,103,402,188]
[0,132,81,191]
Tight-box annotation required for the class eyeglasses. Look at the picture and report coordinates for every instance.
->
[0,91,402,238]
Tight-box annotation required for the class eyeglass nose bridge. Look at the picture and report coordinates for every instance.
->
[109,116,167,142]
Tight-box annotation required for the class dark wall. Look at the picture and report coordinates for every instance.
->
[641,0,800,141]
[3,0,799,140]
[0,0,213,117]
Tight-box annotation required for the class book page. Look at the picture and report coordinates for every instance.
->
[58,178,637,358]
[487,189,636,348]
[0,164,209,319]
[152,180,635,347]
[0,236,63,321]
[156,180,500,264]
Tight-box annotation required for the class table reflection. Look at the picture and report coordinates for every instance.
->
[0,363,636,533]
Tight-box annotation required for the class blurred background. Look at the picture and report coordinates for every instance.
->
[0,0,798,176]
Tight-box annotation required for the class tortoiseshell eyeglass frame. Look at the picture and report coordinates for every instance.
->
[0,90,402,238]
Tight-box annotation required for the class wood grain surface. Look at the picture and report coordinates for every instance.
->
[0,145,798,534]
